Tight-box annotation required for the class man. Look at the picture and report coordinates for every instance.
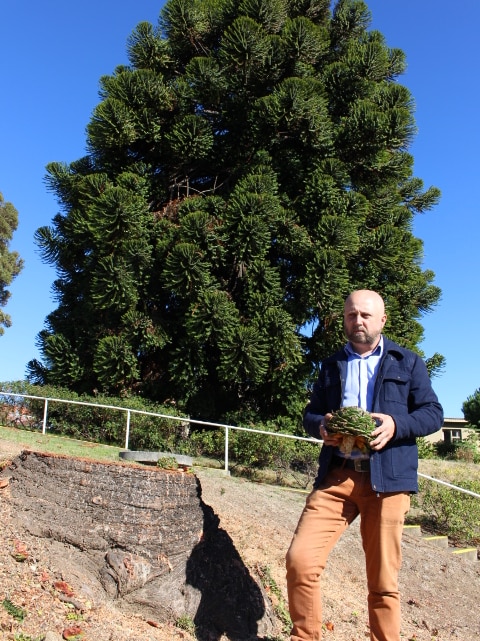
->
[286,290,443,641]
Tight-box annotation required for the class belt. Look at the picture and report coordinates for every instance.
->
[331,455,370,472]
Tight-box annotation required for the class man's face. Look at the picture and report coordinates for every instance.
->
[344,291,386,353]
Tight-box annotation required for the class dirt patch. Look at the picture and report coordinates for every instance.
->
[1,439,480,640]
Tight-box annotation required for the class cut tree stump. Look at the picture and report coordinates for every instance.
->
[4,450,276,640]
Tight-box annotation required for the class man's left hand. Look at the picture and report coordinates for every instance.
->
[369,413,396,450]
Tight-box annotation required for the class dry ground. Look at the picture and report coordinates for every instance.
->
[1,438,479,641]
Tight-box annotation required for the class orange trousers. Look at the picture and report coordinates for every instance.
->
[286,466,410,641]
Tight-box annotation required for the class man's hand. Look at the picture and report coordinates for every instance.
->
[319,412,344,446]
[369,413,396,450]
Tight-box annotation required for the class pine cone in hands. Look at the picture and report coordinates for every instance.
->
[326,406,377,455]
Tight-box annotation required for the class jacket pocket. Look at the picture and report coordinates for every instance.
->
[390,442,418,479]
[382,369,410,404]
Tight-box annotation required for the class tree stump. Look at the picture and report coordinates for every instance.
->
[5,450,276,640]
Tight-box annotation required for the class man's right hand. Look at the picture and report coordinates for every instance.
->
[320,413,343,446]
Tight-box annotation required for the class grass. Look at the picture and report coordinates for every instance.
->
[0,424,125,462]
[418,457,480,482]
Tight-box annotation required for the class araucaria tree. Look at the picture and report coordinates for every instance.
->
[30,0,443,421]
[0,193,23,335]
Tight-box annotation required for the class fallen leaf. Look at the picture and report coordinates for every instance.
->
[147,619,161,627]
[54,581,75,597]
[12,539,29,561]
[62,624,85,640]
[14,539,28,552]
[325,620,334,631]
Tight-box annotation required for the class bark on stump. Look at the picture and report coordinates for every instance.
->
[5,450,276,640]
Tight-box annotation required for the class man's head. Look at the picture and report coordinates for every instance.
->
[344,290,386,354]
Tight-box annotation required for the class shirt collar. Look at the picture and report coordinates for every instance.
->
[344,335,384,358]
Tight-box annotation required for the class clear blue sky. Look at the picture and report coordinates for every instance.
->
[1,1,478,418]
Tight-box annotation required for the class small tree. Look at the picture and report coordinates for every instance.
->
[462,388,480,431]
[0,192,23,335]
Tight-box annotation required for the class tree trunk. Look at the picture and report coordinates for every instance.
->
[6,450,275,640]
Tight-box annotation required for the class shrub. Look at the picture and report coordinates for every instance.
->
[184,428,226,460]
[156,456,179,470]
[290,442,320,488]
[417,437,436,459]
[415,475,480,546]
[455,433,480,463]
[435,433,480,463]
[230,429,294,470]
[435,440,457,459]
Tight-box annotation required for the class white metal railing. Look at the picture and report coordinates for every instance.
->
[0,391,320,467]
[1,391,479,499]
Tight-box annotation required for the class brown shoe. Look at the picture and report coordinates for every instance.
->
[0,478,9,489]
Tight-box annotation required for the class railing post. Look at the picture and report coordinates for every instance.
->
[124,409,131,450]
[42,399,49,435]
[224,425,229,473]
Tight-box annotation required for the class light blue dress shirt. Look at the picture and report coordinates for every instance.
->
[342,336,384,411]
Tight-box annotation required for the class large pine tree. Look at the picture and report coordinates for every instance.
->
[30,0,443,421]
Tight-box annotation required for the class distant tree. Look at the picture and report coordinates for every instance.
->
[0,193,23,335]
[29,0,442,421]
[462,389,480,431]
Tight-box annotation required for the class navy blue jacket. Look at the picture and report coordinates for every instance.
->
[304,337,444,493]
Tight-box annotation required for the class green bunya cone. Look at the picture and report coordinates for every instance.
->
[327,406,377,439]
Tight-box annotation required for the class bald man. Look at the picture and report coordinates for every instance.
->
[286,290,443,641]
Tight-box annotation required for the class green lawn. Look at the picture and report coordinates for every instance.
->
[0,424,125,462]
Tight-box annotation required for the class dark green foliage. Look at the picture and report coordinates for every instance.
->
[156,455,179,469]
[424,351,446,379]
[30,0,442,422]
[231,430,319,485]
[416,436,436,460]
[2,598,26,622]
[462,388,480,430]
[184,427,227,460]
[0,193,23,335]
